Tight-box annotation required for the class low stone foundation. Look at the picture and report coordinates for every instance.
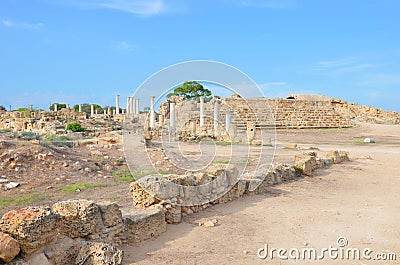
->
[129,150,350,224]
[0,150,350,264]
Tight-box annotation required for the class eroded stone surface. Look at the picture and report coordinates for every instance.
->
[123,206,166,243]
[0,231,20,263]
[75,241,123,265]
[0,206,59,256]
[52,200,103,238]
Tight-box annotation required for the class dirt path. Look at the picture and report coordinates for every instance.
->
[121,123,400,264]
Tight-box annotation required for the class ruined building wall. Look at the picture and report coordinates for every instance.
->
[331,98,400,124]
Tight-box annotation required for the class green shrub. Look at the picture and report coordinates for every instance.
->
[66,122,85,132]
[21,131,39,140]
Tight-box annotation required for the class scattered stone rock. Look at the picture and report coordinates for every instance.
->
[0,207,59,256]
[284,143,298,149]
[0,231,20,263]
[199,219,218,227]
[6,181,20,189]
[363,138,376,143]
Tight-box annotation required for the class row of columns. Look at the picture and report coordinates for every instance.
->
[150,96,231,134]
[126,97,140,115]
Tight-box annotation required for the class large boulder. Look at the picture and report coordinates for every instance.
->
[0,231,20,263]
[0,207,59,256]
[52,200,103,238]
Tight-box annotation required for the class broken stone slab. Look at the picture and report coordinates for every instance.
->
[0,207,59,256]
[6,182,20,189]
[0,179,8,183]
[325,150,342,164]
[0,231,20,263]
[123,206,166,244]
[325,150,350,164]
[52,199,103,239]
[363,138,376,143]
[284,143,298,149]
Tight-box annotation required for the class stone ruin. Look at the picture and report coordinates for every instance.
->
[145,93,399,144]
[0,92,398,264]
[1,94,398,138]
[0,149,350,264]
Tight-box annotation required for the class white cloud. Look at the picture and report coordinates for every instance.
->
[2,19,44,30]
[235,0,297,9]
[99,0,164,15]
[49,0,167,16]
[113,40,136,52]
[258,82,317,98]
[314,58,375,74]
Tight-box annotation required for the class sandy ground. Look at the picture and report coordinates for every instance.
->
[121,123,400,264]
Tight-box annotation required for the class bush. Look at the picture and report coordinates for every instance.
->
[66,122,85,132]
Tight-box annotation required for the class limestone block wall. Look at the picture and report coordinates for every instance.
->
[129,150,350,224]
[166,96,354,136]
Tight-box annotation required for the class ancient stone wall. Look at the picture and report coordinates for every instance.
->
[129,150,350,224]
[331,98,400,124]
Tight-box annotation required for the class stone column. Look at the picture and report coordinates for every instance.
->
[135,98,139,114]
[103,109,106,115]
[214,99,219,134]
[108,107,111,116]
[126,97,131,114]
[130,97,134,114]
[159,114,164,127]
[29,105,33,111]
[226,113,232,132]
[54,103,57,112]
[115,94,120,115]
[66,104,70,109]
[200,96,205,126]
[170,102,176,133]
[150,96,155,128]
[91,104,94,116]
[78,104,82,113]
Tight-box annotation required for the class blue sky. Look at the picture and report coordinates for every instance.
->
[1,0,399,111]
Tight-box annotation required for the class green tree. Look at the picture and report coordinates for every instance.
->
[66,122,85,132]
[73,103,102,115]
[167,81,212,101]
[0,105,6,111]
[49,103,67,111]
